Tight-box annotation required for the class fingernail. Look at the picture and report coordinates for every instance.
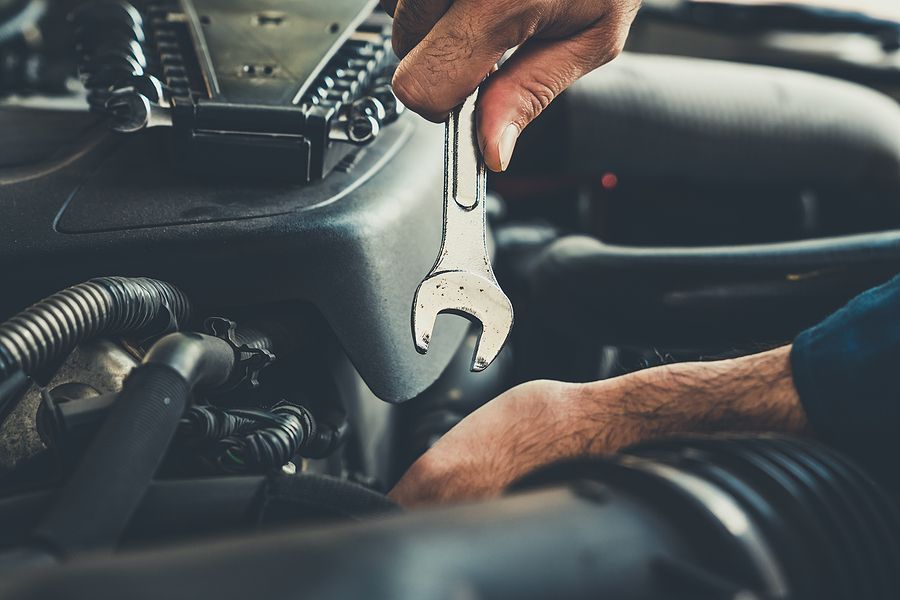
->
[498,124,519,172]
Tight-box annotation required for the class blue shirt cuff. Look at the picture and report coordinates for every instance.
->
[791,274,900,483]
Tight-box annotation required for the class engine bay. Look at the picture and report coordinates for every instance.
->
[0,1,900,598]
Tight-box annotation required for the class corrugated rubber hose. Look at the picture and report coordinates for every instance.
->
[0,276,191,382]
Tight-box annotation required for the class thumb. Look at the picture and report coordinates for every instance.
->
[476,26,627,172]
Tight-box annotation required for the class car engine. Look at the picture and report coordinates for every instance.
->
[0,1,899,598]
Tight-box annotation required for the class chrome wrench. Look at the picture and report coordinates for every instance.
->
[411,88,514,372]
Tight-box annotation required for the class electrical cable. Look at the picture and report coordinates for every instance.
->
[179,402,347,474]
[215,404,315,474]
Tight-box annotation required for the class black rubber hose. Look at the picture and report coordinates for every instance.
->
[0,276,190,382]
[29,333,234,558]
[621,435,900,599]
[526,232,900,348]
[32,364,190,556]
[535,230,900,272]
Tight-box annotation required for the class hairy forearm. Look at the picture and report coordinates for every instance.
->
[570,345,810,455]
[391,345,810,506]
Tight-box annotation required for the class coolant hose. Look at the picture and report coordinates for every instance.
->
[0,276,190,383]
[30,332,234,557]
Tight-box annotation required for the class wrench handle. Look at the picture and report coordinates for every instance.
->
[432,88,494,277]
[445,91,486,210]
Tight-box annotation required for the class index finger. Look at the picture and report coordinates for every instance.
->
[391,1,522,120]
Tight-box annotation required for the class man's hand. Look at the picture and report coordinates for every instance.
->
[390,380,594,507]
[390,346,810,507]
[380,0,642,172]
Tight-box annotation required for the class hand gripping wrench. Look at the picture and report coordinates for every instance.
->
[411,88,514,372]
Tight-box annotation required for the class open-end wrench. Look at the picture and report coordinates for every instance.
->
[412,88,514,372]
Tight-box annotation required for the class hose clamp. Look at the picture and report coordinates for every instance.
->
[203,317,275,392]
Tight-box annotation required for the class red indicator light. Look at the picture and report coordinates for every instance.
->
[601,172,618,190]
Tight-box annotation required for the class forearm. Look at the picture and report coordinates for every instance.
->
[391,345,811,506]
[393,277,900,507]
[463,346,811,491]
[568,345,810,456]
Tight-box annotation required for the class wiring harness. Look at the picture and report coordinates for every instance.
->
[179,402,346,474]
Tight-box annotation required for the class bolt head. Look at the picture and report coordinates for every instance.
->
[348,114,380,144]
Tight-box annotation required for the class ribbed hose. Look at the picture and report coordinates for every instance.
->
[0,277,190,381]
[626,435,900,600]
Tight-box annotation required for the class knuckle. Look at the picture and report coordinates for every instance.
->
[608,0,643,34]
[496,2,542,44]
[625,0,644,18]
[605,41,625,62]
[398,0,433,26]
[580,22,630,67]
[602,26,630,63]
[607,0,643,18]
[476,1,542,49]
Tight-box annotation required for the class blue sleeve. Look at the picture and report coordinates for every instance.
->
[791,274,900,484]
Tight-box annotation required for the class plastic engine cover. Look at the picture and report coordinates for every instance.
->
[0,107,468,402]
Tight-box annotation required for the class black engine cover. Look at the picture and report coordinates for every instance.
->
[0,106,468,402]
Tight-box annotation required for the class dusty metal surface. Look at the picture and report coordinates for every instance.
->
[0,340,137,471]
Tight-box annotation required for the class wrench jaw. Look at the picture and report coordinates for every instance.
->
[412,271,514,372]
